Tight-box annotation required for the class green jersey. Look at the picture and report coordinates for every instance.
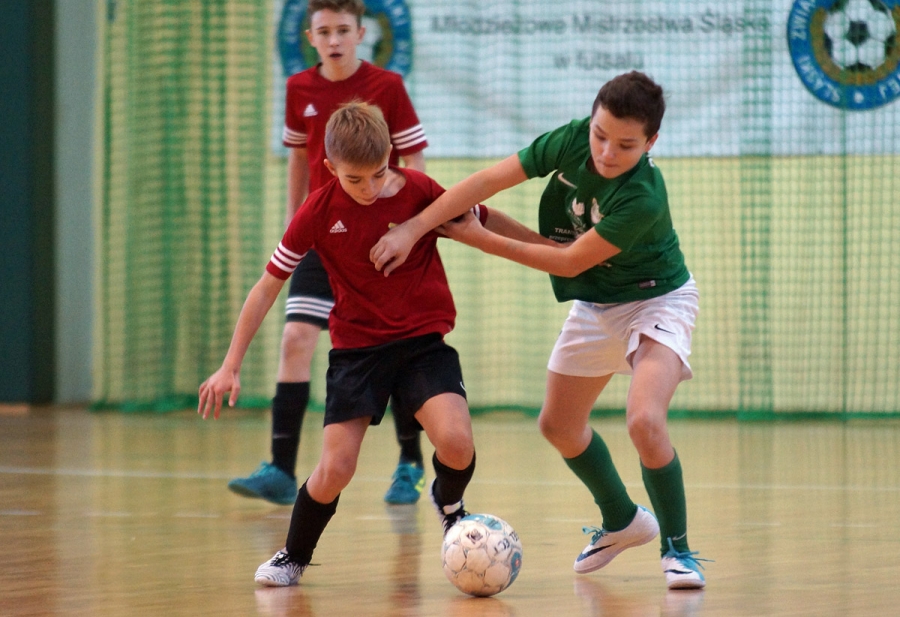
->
[518,117,689,304]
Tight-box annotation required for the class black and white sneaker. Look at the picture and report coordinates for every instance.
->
[254,550,308,587]
[428,479,468,535]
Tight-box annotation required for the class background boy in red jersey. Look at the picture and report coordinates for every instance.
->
[199,102,491,586]
[228,0,430,507]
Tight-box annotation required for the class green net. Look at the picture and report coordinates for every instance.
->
[96,0,900,416]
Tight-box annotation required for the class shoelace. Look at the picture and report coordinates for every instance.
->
[442,507,469,533]
[581,525,608,544]
[270,551,314,573]
[664,537,713,570]
[270,551,295,567]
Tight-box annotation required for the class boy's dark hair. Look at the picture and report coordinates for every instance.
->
[308,0,366,26]
[592,71,665,138]
[325,101,390,167]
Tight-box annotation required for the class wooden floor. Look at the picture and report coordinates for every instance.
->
[2,406,900,616]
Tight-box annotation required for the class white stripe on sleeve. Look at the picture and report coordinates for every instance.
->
[391,124,426,150]
[282,126,307,147]
[270,242,305,273]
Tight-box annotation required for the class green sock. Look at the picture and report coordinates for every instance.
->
[564,430,636,532]
[642,451,689,556]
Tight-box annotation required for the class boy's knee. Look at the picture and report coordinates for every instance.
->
[281,322,320,357]
[538,410,570,446]
[283,322,317,345]
[626,411,665,447]
[434,435,474,470]
[320,456,356,490]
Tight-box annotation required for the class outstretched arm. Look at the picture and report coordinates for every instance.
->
[480,208,557,246]
[198,272,285,419]
[370,154,528,276]
[441,213,621,278]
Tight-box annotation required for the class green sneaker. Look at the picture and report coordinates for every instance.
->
[228,462,297,505]
[383,462,425,504]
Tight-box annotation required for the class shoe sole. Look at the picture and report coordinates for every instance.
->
[228,483,296,506]
[667,577,706,590]
[384,495,422,505]
[254,575,296,587]
[384,486,424,505]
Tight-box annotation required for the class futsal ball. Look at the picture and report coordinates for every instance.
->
[441,513,523,597]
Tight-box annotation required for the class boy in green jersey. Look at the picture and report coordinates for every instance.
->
[370,71,707,590]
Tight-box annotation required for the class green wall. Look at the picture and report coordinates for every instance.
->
[0,1,56,403]
[0,0,95,404]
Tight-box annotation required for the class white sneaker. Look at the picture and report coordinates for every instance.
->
[255,550,308,587]
[661,539,709,589]
[573,505,659,573]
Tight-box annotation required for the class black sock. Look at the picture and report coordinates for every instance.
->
[271,382,309,478]
[397,434,423,468]
[391,399,424,467]
[431,451,476,508]
[285,482,339,565]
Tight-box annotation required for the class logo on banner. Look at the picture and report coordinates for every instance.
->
[788,0,900,110]
[278,0,413,77]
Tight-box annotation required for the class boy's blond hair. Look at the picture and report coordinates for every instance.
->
[325,101,391,168]
[308,0,365,26]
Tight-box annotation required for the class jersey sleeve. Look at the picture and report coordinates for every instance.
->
[282,76,308,149]
[517,118,584,179]
[384,74,427,156]
[265,197,316,279]
[471,204,490,226]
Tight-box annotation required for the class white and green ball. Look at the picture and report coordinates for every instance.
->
[441,513,523,597]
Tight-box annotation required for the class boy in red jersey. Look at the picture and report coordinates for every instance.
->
[199,102,493,586]
[228,0,430,506]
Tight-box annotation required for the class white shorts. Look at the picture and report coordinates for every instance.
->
[547,276,699,381]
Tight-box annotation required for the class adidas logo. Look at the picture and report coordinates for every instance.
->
[303,103,318,117]
[330,220,348,233]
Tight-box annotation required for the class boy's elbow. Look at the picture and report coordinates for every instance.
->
[553,257,593,278]
[555,264,583,278]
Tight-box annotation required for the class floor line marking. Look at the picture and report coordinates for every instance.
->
[2,466,899,492]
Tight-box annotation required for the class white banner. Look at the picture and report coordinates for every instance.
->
[274,0,900,157]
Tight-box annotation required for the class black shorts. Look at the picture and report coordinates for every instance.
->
[285,249,334,329]
[324,333,467,427]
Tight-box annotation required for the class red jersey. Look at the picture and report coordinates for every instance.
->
[266,168,487,349]
[282,61,427,192]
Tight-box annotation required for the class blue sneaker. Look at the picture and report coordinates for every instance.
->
[661,537,710,590]
[384,462,425,504]
[228,462,297,506]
